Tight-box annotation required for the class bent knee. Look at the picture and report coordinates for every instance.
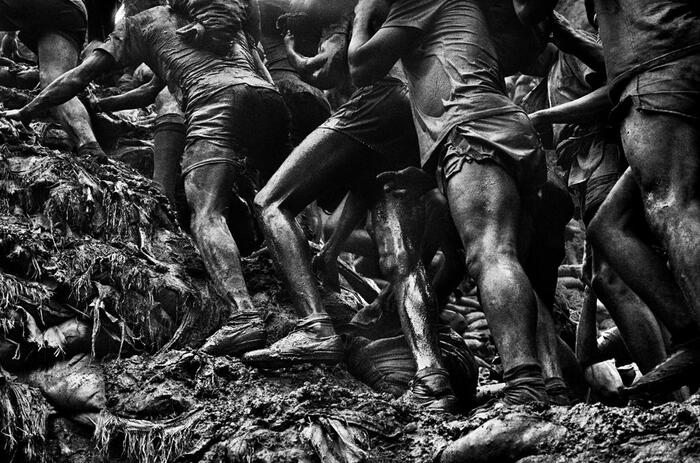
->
[463,241,519,279]
[378,248,413,280]
[252,189,284,221]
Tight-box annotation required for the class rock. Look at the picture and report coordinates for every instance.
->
[437,413,567,463]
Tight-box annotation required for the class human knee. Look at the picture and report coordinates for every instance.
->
[463,239,519,280]
[378,248,412,281]
[252,188,283,223]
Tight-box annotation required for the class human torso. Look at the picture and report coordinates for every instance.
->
[382,0,515,165]
[593,0,700,94]
[110,7,273,106]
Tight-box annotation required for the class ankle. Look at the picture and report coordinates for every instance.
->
[503,363,547,405]
[299,314,336,337]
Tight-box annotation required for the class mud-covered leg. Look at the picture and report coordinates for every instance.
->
[153,88,185,205]
[418,188,466,307]
[37,32,101,155]
[589,169,699,396]
[589,169,696,342]
[313,190,371,291]
[445,160,546,405]
[244,130,371,368]
[186,162,265,356]
[372,168,457,412]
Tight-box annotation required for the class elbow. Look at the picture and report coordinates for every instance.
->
[348,48,377,87]
[349,64,372,87]
[348,60,378,88]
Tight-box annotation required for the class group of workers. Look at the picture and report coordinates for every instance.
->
[0,0,698,413]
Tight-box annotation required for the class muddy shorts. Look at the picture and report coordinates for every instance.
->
[612,53,700,123]
[320,79,420,165]
[316,79,421,212]
[271,70,331,145]
[566,133,626,224]
[435,108,546,196]
[182,83,292,182]
[0,0,87,52]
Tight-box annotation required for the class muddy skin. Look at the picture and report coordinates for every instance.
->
[618,110,700,321]
[588,169,697,345]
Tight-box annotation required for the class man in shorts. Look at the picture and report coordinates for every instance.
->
[528,44,677,377]
[246,4,469,411]
[585,0,700,330]
[578,1,700,391]
[3,0,292,357]
[0,0,104,159]
[349,0,551,405]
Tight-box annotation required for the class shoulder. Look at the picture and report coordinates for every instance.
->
[384,0,448,31]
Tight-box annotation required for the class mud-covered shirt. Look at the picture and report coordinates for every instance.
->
[97,6,274,107]
[593,0,700,96]
[381,0,516,167]
[483,0,548,77]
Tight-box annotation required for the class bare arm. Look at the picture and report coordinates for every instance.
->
[94,73,165,112]
[550,11,605,74]
[4,51,114,122]
[348,0,418,87]
[529,85,611,131]
[512,0,558,25]
[285,31,347,89]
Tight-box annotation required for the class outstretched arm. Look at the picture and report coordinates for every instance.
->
[347,0,418,87]
[93,73,165,112]
[529,85,611,132]
[3,51,114,122]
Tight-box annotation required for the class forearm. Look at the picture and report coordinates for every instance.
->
[533,86,611,125]
[23,69,89,117]
[567,36,605,74]
[347,9,376,85]
[287,49,328,75]
[97,84,160,112]
[22,53,111,118]
[287,36,346,89]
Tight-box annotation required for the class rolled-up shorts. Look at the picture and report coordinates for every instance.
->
[0,0,86,52]
[316,79,421,211]
[271,70,331,145]
[612,53,700,123]
[182,82,292,183]
[436,107,546,197]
